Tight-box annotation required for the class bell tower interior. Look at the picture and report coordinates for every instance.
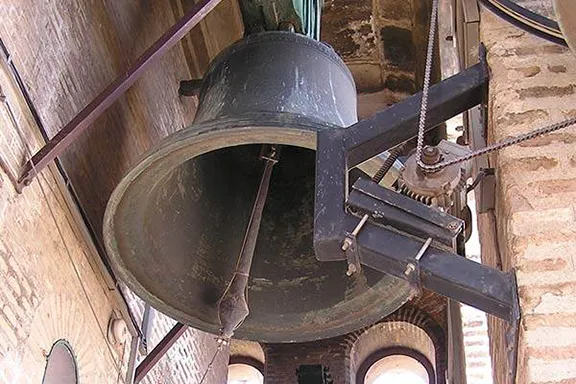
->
[3,0,576,383]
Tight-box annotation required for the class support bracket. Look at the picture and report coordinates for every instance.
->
[15,0,224,190]
[314,52,520,380]
[134,322,189,383]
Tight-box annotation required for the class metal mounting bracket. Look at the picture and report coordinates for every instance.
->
[313,53,520,381]
[15,0,224,191]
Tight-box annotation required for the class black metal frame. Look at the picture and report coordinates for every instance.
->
[313,51,519,379]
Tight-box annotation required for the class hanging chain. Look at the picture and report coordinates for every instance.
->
[415,0,576,173]
[416,0,440,168]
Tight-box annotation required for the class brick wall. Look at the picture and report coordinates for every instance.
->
[461,208,493,384]
[0,1,231,382]
[124,289,229,384]
[481,9,576,384]
[0,52,130,383]
[349,321,437,382]
[264,305,447,384]
[322,0,441,119]
[265,337,350,383]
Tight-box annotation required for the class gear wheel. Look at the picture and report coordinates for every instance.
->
[396,181,434,205]
[397,149,462,211]
[397,146,472,241]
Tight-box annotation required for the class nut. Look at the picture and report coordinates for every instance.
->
[404,263,416,276]
[421,145,441,165]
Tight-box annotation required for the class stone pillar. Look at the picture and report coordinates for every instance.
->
[481,9,576,384]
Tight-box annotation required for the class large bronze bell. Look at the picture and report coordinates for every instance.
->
[104,32,411,343]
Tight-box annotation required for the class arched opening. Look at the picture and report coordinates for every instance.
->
[350,320,439,383]
[358,348,435,384]
[42,340,78,384]
[228,339,266,383]
[227,363,264,384]
[366,354,430,384]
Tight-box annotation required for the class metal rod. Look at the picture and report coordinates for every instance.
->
[17,0,223,189]
[125,336,140,384]
[218,145,280,339]
[138,303,155,355]
[134,322,189,383]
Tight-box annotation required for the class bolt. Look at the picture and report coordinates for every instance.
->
[341,238,353,251]
[278,21,295,33]
[346,263,357,276]
[217,337,230,345]
[342,214,369,251]
[447,222,460,231]
[407,286,420,301]
[404,263,416,276]
[421,145,441,165]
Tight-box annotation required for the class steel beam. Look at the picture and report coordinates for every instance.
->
[134,322,189,383]
[138,303,155,355]
[344,59,489,167]
[17,0,223,190]
[355,217,514,320]
[314,58,489,261]
[341,179,515,321]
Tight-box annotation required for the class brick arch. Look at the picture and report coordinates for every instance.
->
[345,305,446,384]
[229,339,266,373]
[356,347,435,384]
[229,356,265,376]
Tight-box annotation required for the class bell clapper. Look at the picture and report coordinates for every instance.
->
[217,144,281,338]
[105,32,415,342]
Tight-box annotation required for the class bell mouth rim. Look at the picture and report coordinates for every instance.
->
[104,113,412,343]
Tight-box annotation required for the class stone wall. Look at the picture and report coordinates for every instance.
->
[125,289,229,384]
[481,9,576,384]
[321,0,441,119]
[0,1,234,382]
[264,305,446,384]
[0,49,130,383]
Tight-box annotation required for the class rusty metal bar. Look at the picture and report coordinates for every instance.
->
[17,0,223,189]
[134,322,189,383]
[218,145,280,339]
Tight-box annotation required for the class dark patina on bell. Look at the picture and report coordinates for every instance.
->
[104,32,411,343]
